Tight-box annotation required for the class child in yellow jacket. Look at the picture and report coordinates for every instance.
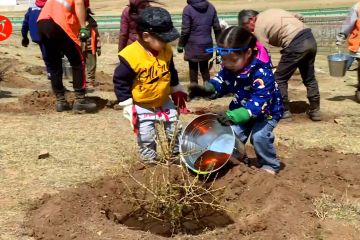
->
[113,7,188,163]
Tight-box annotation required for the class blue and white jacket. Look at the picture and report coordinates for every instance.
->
[209,57,284,121]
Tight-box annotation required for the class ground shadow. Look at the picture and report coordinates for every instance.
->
[326,95,357,102]
[0,90,15,98]
[86,96,117,111]
[289,101,309,114]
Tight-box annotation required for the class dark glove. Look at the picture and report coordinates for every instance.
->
[177,46,184,53]
[215,50,221,64]
[217,113,234,126]
[97,48,101,56]
[79,28,90,42]
[22,37,29,47]
[336,33,346,46]
[188,82,216,100]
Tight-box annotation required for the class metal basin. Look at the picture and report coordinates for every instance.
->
[180,113,245,174]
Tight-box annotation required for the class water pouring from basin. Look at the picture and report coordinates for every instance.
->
[180,113,245,174]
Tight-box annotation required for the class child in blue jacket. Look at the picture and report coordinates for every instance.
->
[189,26,284,174]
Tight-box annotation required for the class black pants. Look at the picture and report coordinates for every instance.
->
[188,60,210,85]
[38,19,85,95]
[274,29,320,110]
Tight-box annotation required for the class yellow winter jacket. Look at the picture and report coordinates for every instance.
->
[119,41,173,108]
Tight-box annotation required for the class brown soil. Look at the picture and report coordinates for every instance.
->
[25,146,360,240]
[95,71,114,92]
[0,90,116,113]
[24,65,46,76]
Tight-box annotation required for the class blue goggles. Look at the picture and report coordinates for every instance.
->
[205,47,248,56]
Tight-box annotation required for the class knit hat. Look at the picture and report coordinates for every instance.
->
[35,0,46,8]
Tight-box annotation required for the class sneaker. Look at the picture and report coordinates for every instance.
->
[260,166,276,175]
[282,110,292,119]
[307,108,322,121]
[73,98,97,113]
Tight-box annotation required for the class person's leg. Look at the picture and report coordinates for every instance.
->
[85,51,97,85]
[274,49,302,118]
[250,119,280,174]
[37,42,51,80]
[356,59,360,103]
[188,60,199,86]
[199,60,210,85]
[62,35,96,112]
[135,104,157,162]
[231,122,253,163]
[298,36,321,121]
[37,20,70,112]
[346,55,355,70]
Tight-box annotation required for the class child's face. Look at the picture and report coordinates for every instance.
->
[221,49,253,72]
[141,32,166,52]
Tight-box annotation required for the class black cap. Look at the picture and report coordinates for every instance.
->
[137,7,180,43]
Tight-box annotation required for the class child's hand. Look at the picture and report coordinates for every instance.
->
[217,113,234,126]
[97,48,101,56]
[171,84,189,114]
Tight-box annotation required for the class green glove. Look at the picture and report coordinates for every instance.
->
[79,28,90,42]
[204,81,215,92]
[225,107,251,125]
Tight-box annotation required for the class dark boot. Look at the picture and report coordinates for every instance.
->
[73,92,97,113]
[55,93,71,112]
[282,101,292,119]
[356,90,360,103]
[307,99,321,121]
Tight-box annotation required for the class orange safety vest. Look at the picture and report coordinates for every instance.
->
[348,2,360,52]
[38,0,86,46]
[91,28,97,54]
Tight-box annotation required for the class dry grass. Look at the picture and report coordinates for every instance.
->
[313,193,360,230]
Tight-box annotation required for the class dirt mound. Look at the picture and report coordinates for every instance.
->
[25,147,360,239]
[95,71,114,92]
[0,58,43,89]
[25,65,46,76]
[0,90,116,113]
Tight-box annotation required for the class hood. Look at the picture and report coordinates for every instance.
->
[129,0,150,7]
[187,0,209,12]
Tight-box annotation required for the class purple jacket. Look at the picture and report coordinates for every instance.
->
[178,0,221,62]
[118,0,143,52]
